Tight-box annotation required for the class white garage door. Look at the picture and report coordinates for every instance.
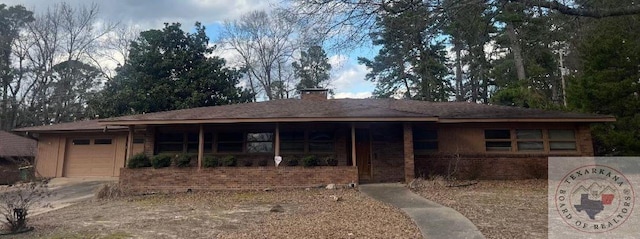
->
[64,138,117,177]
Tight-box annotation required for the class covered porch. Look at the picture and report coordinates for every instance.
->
[120,121,421,186]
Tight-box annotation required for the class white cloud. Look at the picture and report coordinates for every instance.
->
[330,62,374,98]
[333,92,372,99]
[5,0,273,30]
[328,54,348,66]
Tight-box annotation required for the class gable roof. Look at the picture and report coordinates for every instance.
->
[99,99,614,125]
[12,99,615,132]
[0,131,36,157]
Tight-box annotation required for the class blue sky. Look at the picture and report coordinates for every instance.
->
[6,0,376,99]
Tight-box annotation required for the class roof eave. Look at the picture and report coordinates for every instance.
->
[438,117,616,123]
[98,117,440,126]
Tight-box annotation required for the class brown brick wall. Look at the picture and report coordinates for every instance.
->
[415,154,550,180]
[120,166,358,191]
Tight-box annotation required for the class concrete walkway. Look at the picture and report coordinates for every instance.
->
[359,183,485,239]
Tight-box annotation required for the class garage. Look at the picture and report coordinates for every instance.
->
[64,137,119,177]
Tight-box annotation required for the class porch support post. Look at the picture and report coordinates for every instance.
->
[197,124,204,169]
[403,122,415,183]
[127,126,134,160]
[274,123,280,157]
[351,123,356,166]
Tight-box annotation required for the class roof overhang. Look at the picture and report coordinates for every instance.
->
[99,117,440,126]
[437,117,617,123]
[98,116,615,126]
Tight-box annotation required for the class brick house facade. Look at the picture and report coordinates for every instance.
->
[16,89,614,190]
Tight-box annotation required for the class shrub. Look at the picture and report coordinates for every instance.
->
[95,183,129,200]
[174,154,191,167]
[286,157,299,166]
[0,180,51,233]
[221,155,237,167]
[203,156,219,168]
[257,159,268,166]
[151,154,172,168]
[127,153,150,168]
[301,155,318,167]
[326,156,338,166]
[242,159,253,167]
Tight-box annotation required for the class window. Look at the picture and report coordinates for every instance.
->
[413,129,438,152]
[247,132,274,153]
[516,129,543,151]
[133,138,145,144]
[72,139,90,145]
[281,131,305,152]
[217,132,243,153]
[549,130,577,151]
[485,130,512,151]
[156,132,184,153]
[484,129,578,152]
[309,131,334,152]
[94,139,113,145]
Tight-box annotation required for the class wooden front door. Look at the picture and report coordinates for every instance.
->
[356,128,371,180]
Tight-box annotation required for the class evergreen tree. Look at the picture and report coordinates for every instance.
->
[292,45,332,91]
[568,14,640,155]
[88,22,253,117]
[358,0,452,101]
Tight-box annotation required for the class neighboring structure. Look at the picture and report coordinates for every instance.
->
[0,131,37,184]
[15,89,615,190]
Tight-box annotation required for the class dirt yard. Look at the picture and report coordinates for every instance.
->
[412,179,547,239]
[11,188,421,239]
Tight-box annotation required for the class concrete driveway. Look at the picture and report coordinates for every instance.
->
[32,177,117,217]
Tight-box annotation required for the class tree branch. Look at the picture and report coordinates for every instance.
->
[517,0,640,18]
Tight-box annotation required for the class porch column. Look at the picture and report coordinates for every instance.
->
[127,126,134,160]
[403,122,415,182]
[351,123,356,166]
[197,124,204,169]
[274,123,280,157]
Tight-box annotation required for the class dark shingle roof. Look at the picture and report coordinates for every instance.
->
[14,99,615,132]
[13,119,126,133]
[101,99,613,123]
[0,131,36,157]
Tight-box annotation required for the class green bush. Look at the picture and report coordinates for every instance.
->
[326,156,338,166]
[257,159,268,166]
[151,154,172,168]
[127,153,150,168]
[302,155,318,167]
[174,154,191,167]
[242,159,253,167]
[221,155,237,167]
[286,157,299,166]
[203,156,219,168]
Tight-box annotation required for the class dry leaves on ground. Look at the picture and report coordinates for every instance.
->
[412,179,547,239]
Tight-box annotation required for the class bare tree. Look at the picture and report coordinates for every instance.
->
[220,10,299,100]
[7,2,117,127]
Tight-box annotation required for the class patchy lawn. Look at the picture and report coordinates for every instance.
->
[12,188,421,239]
[412,179,547,239]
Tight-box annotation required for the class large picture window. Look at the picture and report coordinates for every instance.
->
[247,132,274,153]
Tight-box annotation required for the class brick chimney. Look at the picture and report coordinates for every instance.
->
[300,88,328,100]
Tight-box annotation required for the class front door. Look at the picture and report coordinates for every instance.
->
[356,128,371,180]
